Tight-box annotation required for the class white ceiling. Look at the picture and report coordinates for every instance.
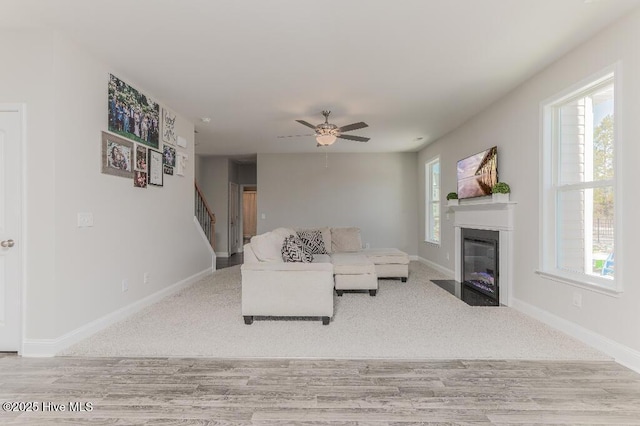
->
[2,0,639,155]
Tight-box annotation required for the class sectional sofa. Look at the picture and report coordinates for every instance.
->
[240,227,409,325]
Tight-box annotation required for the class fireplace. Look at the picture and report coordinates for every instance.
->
[462,228,499,305]
[451,201,515,306]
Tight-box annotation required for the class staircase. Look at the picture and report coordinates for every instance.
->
[195,182,215,249]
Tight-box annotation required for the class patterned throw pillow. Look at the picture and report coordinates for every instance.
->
[281,235,313,263]
[296,229,327,255]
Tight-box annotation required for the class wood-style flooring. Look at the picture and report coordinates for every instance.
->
[1,354,640,424]
[217,253,244,270]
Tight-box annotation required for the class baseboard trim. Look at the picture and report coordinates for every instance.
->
[413,256,455,278]
[511,297,640,374]
[21,268,213,357]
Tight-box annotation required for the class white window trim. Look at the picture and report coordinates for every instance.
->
[538,64,622,294]
[425,156,440,245]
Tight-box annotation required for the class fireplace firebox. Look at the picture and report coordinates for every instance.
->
[462,228,499,305]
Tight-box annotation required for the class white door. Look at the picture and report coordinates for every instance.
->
[228,182,239,255]
[0,107,22,351]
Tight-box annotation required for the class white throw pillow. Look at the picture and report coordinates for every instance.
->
[331,227,362,252]
[250,232,285,262]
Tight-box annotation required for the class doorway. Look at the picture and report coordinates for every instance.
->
[0,105,24,352]
[228,182,240,256]
[242,186,257,245]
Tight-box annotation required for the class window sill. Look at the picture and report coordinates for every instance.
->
[424,240,440,247]
[535,270,622,297]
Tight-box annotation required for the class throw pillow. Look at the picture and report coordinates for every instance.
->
[296,229,327,254]
[281,235,313,263]
[250,231,285,262]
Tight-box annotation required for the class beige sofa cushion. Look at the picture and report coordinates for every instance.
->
[361,248,410,265]
[250,231,285,262]
[331,227,362,252]
[331,253,375,275]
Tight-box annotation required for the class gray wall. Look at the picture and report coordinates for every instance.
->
[198,157,229,254]
[257,153,418,255]
[417,9,640,356]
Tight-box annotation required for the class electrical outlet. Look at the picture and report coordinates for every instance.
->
[446,252,450,260]
[572,292,582,308]
[122,279,129,293]
[365,242,370,249]
[143,272,149,284]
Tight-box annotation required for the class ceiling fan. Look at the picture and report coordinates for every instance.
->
[281,110,370,147]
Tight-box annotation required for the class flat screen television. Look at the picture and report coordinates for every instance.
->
[457,146,498,199]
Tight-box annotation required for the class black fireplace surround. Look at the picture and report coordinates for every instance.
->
[462,228,499,305]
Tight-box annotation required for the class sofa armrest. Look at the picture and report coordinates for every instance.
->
[241,262,333,273]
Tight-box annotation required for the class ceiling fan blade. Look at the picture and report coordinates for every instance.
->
[277,134,315,138]
[296,120,317,130]
[338,134,370,142]
[337,121,368,133]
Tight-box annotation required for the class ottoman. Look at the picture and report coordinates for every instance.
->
[362,248,410,282]
[330,253,378,296]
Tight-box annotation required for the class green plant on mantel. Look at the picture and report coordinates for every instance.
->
[446,192,458,200]
[492,182,511,194]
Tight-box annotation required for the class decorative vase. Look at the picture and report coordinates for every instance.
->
[447,199,459,207]
[492,193,509,203]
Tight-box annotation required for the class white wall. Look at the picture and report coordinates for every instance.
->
[1,30,212,343]
[258,153,418,254]
[418,10,640,357]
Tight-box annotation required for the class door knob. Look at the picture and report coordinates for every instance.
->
[1,239,15,248]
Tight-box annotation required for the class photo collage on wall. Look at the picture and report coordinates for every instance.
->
[103,74,189,188]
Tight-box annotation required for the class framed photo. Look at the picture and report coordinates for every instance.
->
[175,152,188,176]
[101,131,134,179]
[134,170,147,188]
[135,145,147,171]
[163,164,174,175]
[162,108,177,145]
[108,73,160,149]
[163,145,176,167]
[148,148,163,186]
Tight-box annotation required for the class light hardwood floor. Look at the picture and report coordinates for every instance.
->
[1,354,640,425]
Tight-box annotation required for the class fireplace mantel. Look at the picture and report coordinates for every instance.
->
[451,200,516,306]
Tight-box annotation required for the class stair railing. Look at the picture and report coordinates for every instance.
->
[194,181,215,249]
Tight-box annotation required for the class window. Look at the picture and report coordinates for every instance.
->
[541,70,617,291]
[425,157,440,244]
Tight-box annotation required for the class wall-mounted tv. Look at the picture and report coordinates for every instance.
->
[457,146,498,199]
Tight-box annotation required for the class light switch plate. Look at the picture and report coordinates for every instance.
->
[77,212,94,228]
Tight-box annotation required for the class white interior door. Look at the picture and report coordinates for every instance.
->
[228,182,239,255]
[0,107,22,351]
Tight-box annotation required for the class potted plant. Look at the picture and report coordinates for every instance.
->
[491,182,510,202]
[446,192,459,206]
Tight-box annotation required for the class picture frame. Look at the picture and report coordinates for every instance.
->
[163,164,174,175]
[134,170,147,188]
[162,108,177,145]
[108,73,160,149]
[101,131,134,179]
[163,145,176,167]
[135,145,148,171]
[175,152,188,176]
[148,148,164,187]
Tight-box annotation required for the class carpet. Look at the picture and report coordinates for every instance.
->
[62,262,609,360]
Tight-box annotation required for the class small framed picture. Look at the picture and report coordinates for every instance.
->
[101,131,134,179]
[163,145,176,167]
[148,148,163,186]
[163,164,174,175]
[162,108,177,145]
[134,170,147,188]
[135,145,148,171]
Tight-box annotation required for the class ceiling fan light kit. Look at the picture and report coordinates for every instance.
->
[292,110,370,147]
